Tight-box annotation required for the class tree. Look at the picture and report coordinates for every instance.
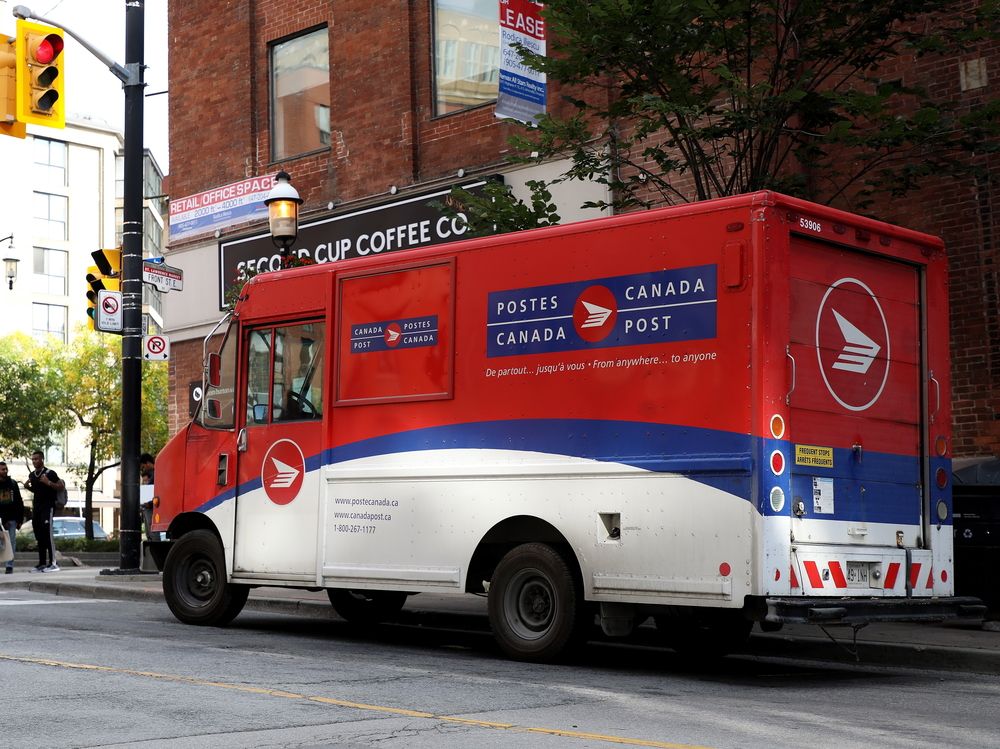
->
[457,0,999,233]
[0,334,73,466]
[59,329,169,539]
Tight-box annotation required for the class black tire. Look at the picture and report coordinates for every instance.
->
[163,530,248,626]
[488,543,585,662]
[654,608,752,659]
[327,589,409,624]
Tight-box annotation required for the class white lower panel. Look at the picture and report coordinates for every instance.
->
[322,563,461,587]
[592,573,732,600]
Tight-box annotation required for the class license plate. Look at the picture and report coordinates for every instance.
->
[846,562,870,588]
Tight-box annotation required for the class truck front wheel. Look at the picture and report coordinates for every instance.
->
[488,543,585,662]
[163,530,248,626]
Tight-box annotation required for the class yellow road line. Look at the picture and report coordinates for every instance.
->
[0,653,712,749]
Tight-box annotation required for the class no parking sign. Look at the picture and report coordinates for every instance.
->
[143,334,170,361]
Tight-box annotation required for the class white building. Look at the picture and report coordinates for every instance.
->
[0,117,165,532]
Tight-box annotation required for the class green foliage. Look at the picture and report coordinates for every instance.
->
[0,334,73,462]
[14,533,118,553]
[477,0,999,228]
[435,179,561,238]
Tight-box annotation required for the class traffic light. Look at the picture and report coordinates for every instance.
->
[14,19,64,128]
[0,31,26,138]
[86,249,121,330]
[91,247,122,278]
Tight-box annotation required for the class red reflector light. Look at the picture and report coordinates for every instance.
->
[935,467,948,489]
[770,450,785,475]
[941,569,949,583]
[719,562,732,577]
[34,34,64,64]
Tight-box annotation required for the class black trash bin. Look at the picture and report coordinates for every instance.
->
[953,459,1000,614]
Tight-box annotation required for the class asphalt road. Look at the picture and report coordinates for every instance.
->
[2,588,999,749]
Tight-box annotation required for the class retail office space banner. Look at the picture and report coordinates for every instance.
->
[496,0,546,124]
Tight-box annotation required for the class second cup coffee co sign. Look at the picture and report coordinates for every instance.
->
[217,180,490,309]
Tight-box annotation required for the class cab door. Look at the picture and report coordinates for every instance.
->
[233,319,326,579]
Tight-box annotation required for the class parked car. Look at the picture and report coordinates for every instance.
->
[17,517,111,543]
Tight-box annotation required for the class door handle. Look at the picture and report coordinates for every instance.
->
[237,427,248,453]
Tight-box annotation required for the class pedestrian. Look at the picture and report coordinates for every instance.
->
[139,452,155,538]
[139,453,155,485]
[23,450,64,573]
[0,461,25,574]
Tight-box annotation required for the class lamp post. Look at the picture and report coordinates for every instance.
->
[1,234,15,290]
[264,170,302,265]
[3,257,17,290]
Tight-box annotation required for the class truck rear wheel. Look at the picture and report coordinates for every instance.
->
[488,543,585,662]
[163,530,248,626]
[327,589,408,624]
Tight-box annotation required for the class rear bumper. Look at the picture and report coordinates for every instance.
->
[749,596,986,625]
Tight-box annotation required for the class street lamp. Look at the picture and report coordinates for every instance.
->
[1,234,16,290]
[264,170,302,264]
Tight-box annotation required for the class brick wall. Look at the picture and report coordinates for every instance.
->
[166,2,999,456]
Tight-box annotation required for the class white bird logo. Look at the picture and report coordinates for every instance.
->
[831,309,881,374]
[269,458,300,488]
[580,300,613,328]
[386,328,401,342]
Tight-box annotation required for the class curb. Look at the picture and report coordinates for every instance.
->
[9,576,1000,674]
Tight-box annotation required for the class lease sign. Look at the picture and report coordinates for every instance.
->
[496,0,546,124]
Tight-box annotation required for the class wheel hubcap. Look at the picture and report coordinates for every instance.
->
[505,568,555,640]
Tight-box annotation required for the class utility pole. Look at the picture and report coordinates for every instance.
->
[13,2,145,571]
[118,0,145,571]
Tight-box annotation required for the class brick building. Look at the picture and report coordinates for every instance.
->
[164,1,998,457]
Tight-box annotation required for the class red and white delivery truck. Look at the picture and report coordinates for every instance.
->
[150,191,980,661]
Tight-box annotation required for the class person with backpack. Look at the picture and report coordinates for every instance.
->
[24,450,65,573]
[0,461,25,574]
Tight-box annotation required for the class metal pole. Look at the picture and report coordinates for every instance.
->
[119,0,145,571]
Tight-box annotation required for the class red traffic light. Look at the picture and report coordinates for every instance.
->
[33,33,63,65]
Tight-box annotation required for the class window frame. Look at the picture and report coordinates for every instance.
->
[431,0,501,117]
[268,25,332,163]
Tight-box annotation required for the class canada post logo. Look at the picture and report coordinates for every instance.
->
[351,315,438,353]
[815,277,890,412]
[261,439,305,506]
[487,266,717,358]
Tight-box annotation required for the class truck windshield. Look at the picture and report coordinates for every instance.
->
[200,324,238,430]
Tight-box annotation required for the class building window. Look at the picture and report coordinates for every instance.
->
[143,207,162,257]
[34,137,68,186]
[34,192,68,242]
[46,431,67,466]
[115,154,124,199]
[33,247,68,296]
[32,303,67,343]
[433,0,500,115]
[270,27,331,161]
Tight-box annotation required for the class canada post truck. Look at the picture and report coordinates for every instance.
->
[151,191,980,661]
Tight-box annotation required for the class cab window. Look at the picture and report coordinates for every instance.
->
[246,322,325,425]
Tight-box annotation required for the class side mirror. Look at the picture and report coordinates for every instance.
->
[206,399,222,420]
[207,352,222,387]
[253,404,268,423]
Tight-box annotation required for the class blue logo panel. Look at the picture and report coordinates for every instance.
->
[487,265,717,358]
[351,315,438,353]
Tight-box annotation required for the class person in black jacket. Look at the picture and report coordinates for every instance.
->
[24,450,64,573]
[0,461,25,574]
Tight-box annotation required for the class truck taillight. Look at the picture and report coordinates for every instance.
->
[770,450,785,475]
[770,414,785,439]
[935,468,948,489]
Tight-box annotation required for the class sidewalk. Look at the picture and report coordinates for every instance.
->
[2,564,997,673]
